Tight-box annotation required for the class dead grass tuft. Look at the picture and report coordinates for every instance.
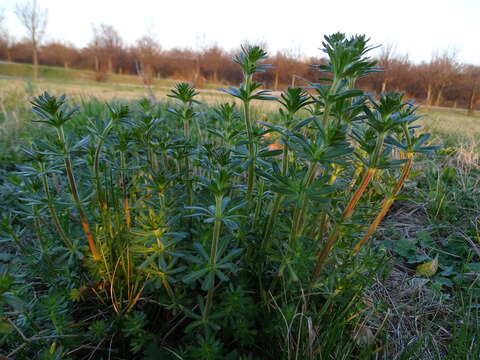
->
[364,268,452,359]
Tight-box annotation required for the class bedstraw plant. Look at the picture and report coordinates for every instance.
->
[0,33,439,359]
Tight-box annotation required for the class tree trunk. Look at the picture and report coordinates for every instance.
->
[274,70,279,90]
[435,87,444,106]
[381,79,387,93]
[94,55,99,72]
[467,90,476,116]
[426,84,433,106]
[33,45,38,79]
[107,57,113,73]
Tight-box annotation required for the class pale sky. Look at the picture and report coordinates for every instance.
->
[1,0,479,64]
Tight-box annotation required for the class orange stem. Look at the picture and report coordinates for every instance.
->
[124,198,131,229]
[343,168,376,219]
[352,154,413,255]
[311,168,377,282]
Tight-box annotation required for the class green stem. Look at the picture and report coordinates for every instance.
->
[281,142,289,176]
[151,149,159,173]
[184,109,193,209]
[8,225,28,255]
[120,151,131,229]
[32,205,54,271]
[243,73,256,200]
[262,141,289,249]
[57,126,100,260]
[253,179,264,227]
[204,195,223,320]
[262,195,282,250]
[41,165,74,250]
[290,162,317,246]
[322,76,340,129]
[371,132,386,168]
[162,151,169,170]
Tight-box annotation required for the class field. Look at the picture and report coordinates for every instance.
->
[0,61,224,91]
[1,37,480,360]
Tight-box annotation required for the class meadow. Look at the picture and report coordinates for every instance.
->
[0,35,479,360]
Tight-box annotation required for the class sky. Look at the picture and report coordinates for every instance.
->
[1,0,479,64]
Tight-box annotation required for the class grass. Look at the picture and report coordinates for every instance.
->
[419,107,480,146]
[0,61,225,90]
[2,71,479,135]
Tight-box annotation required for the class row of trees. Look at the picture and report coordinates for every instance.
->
[0,1,479,112]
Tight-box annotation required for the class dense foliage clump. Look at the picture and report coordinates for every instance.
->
[0,33,448,359]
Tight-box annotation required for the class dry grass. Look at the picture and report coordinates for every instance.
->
[364,269,452,359]
[419,108,480,146]
[360,142,480,359]
[0,78,230,103]
[362,200,451,359]
[0,78,288,117]
[3,78,478,140]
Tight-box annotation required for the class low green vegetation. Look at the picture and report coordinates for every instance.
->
[0,34,479,360]
[0,61,224,90]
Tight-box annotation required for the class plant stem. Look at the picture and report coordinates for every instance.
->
[322,76,340,129]
[8,226,28,255]
[293,161,317,240]
[290,162,317,245]
[120,151,131,229]
[243,74,255,200]
[311,167,377,282]
[253,179,264,227]
[262,143,289,249]
[352,153,413,254]
[162,277,176,303]
[204,195,223,320]
[40,164,74,250]
[184,108,193,209]
[162,151,169,170]
[309,164,341,238]
[93,138,107,211]
[32,205,54,271]
[261,195,281,250]
[349,162,363,189]
[57,126,100,260]
[281,141,288,175]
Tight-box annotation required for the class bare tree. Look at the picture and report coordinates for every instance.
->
[431,50,459,106]
[418,50,459,106]
[200,45,225,83]
[0,8,4,32]
[463,65,480,115]
[377,42,396,93]
[0,9,12,61]
[40,41,78,68]
[15,0,47,79]
[88,24,124,74]
[133,32,161,84]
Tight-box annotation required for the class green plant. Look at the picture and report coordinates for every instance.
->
[221,45,275,200]
[0,33,448,360]
[30,93,100,260]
